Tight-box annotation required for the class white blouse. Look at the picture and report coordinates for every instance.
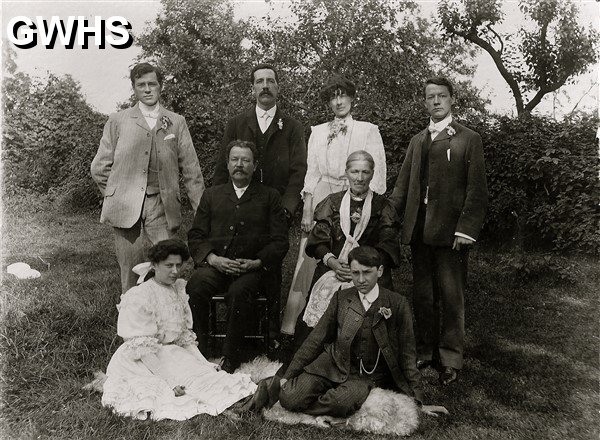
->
[302,116,387,197]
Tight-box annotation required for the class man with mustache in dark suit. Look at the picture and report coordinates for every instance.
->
[212,64,307,344]
[187,140,289,373]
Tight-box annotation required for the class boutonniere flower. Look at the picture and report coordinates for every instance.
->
[277,118,283,130]
[446,126,456,137]
[379,307,392,320]
[160,115,172,131]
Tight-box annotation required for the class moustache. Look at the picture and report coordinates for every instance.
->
[233,168,247,174]
[260,90,273,96]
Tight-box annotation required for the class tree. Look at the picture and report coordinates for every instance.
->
[248,0,484,124]
[438,0,598,116]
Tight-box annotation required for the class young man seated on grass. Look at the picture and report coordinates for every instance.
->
[277,246,447,418]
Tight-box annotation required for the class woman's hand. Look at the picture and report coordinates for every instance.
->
[328,258,352,282]
[301,209,314,233]
[301,194,314,233]
[173,385,186,397]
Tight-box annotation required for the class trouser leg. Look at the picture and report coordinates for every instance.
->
[112,194,175,296]
[222,271,263,362]
[411,241,440,362]
[113,220,144,295]
[280,373,372,417]
[186,266,228,353]
[141,193,175,245]
[279,372,334,413]
[264,264,282,339]
[434,247,468,369]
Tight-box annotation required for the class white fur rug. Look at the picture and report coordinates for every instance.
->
[84,356,419,436]
[263,387,419,437]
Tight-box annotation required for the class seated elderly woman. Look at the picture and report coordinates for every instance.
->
[101,239,278,421]
[293,150,400,348]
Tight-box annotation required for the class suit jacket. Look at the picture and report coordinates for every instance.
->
[284,286,424,403]
[91,104,204,230]
[389,120,488,246]
[187,181,289,270]
[212,107,307,215]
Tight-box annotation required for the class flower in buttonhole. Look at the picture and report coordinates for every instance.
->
[161,115,172,131]
[379,306,392,319]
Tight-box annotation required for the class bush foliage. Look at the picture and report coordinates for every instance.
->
[474,114,599,253]
[2,66,106,210]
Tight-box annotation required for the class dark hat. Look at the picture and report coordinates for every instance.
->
[320,75,356,102]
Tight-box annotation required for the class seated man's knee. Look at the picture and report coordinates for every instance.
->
[279,384,306,412]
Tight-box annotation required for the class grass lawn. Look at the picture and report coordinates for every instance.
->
[1,208,598,439]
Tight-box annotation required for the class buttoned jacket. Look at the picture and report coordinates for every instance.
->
[91,104,204,230]
[187,181,289,270]
[284,286,424,403]
[389,120,488,246]
[212,107,307,215]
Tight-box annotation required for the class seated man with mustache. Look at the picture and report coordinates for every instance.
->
[186,140,289,373]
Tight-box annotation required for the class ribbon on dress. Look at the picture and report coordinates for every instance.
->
[132,262,153,285]
[302,189,373,327]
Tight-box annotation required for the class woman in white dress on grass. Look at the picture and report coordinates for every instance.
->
[280,75,387,336]
[102,239,277,421]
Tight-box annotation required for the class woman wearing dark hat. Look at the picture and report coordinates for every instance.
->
[281,75,387,336]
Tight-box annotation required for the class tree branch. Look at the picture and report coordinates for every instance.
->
[459,29,524,114]
[486,24,503,54]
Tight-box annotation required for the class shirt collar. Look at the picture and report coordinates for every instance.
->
[232,182,249,196]
[256,104,277,119]
[139,102,160,118]
[359,283,379,304]
[428,114,452,132]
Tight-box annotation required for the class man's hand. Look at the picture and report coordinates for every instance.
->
[173,385,186,397]
[328,258,352,282]
[236,258,262,273]
[452,236,474,251]
[206,253,242,275]
[421,404,449,417]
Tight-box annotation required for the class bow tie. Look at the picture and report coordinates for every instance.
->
[261,111,272,120]
[428,121,442,134]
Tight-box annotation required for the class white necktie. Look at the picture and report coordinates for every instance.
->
[260,111,271,133]
[361,295,373,311]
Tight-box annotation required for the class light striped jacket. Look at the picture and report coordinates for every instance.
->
[91,104,204,230]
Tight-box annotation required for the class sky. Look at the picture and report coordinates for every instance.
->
[1,0,598,117]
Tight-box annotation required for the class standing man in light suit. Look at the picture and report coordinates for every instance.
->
[389,77,488,385]
[91,63,204,294]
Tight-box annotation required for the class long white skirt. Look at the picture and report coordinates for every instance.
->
[102,343,257,421]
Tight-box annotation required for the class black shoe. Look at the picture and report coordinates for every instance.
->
[417,359,440,370]
[220,357,241,374]
[265,376,281,409]
[439,367,458,385]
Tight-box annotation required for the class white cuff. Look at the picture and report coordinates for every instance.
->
[454,232,476,242]
[323,252,336,267]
